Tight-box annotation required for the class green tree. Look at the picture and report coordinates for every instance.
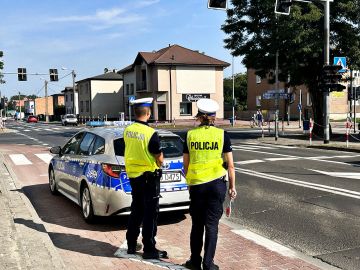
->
[223,72,247,110]
[27,94,38,100]
[222,0,360,134]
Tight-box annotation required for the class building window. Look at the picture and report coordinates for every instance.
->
[180,102,192,115]
[86,101,90,112]
[80,101,84,112]
[71,94,73,102]
[130,83,134,95]
[126,84,129,95]
[256,75,261,84]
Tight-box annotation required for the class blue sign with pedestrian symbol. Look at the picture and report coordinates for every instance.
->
[297,103,302,112]
[333,57,347,73]
[128,95,135,102]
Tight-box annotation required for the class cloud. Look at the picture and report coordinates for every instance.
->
[49,7,144,29]
[135,0,160,8]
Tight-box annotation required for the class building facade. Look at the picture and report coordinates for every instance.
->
[61,87,79,115]
[247,69,349,120]
[119,44,230,121]
[34,94,65,118]
[77,72,123,119]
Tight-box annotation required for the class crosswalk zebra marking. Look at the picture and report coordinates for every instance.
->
[235,160,265,165]
[9,154,32,165]
[35,153,53,164]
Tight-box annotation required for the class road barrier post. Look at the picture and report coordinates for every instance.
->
[345,119,351,148]
[173,118,176,128]
[309,118,313,146]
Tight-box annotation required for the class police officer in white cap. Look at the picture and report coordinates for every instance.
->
[183,98,237,270]
[124,97,168,259]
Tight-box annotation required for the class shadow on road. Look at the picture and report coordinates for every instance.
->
[12,183,187,232]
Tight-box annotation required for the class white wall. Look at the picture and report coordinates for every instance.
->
[175,66,216,94]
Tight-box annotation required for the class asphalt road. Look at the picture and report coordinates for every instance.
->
[1,119,360,270]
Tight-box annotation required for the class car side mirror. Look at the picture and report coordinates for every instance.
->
[50,146,62,155]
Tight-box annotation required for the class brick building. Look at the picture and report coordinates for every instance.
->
[247,69,349,120]
[35,94,65,120]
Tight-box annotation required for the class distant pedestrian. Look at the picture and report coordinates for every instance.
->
[124,97,168,260]
[256,109,263,127]
[183,98,237,270]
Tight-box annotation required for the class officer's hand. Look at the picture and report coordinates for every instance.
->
[228,188,237,200]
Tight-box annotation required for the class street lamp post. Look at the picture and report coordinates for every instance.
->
[323,0,330,144]
[232,55,235,127]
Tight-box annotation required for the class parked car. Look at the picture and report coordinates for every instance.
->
[48,127,189,222]
[27,115,38,123]
[61,114,78,126]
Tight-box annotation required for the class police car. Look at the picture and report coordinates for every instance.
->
[48,127,189,222]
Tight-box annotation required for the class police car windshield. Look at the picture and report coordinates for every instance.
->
[113,136,183,158]
[159,137,183,158]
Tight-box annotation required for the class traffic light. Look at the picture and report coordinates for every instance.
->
[320,65,346,92]
[208,0,227,10]
[275,0,292,15]
[17,68,27,81]
[49,69,58,81]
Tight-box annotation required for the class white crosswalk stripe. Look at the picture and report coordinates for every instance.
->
[8,153,54,166]
[35,153,54,164]
[9,154,32,165]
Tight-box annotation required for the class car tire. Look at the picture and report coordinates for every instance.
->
[64,122,67,126]
[81,185,95,223]
[49,168,59,195]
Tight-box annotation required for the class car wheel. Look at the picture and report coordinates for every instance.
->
[81,186,95,223]
[49,168,59,195]
[64,122,67,126]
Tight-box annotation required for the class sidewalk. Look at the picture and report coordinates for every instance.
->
[0,153,66,270]
[0,150,339,270]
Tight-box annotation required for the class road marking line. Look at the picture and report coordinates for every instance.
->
[23,129,31,132]
[231,229,297,258]
[232,147,297,157]
[310,169,360,180]
[265,157,300,161]
[35,153,53,164]
[235,168,360,199]
[235,160,264,165]
[9,154,32,165]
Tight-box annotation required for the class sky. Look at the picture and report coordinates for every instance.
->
[0,0,245,99]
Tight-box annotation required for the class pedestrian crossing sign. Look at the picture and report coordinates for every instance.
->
[333,57,347,73]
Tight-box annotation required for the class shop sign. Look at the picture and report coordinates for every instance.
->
[182,94,210,102]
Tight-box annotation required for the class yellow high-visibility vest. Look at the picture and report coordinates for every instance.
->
[124,123,159,178]
[186,126,226,185]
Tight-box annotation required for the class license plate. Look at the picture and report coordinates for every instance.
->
[161,172,181,182]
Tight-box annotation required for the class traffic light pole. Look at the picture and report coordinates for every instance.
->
[45,80,49,123]
[323,0,330,144]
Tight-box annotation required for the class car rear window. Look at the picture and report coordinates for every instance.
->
[113,136,183,158]
[160,136,183,158]
[67,115,76,118]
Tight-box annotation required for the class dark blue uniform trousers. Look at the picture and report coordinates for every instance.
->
[189,177,227,270]
[126,172,160,252]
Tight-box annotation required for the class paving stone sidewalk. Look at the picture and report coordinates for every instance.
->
[0,153,66,270]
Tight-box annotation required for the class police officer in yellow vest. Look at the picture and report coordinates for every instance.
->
[183,98,237,270]
[124,97,168,260]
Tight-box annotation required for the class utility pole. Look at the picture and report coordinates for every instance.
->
[323,0,330,144]
[18,91,21,117]
[72,70,76,115]
[299,89,302,128]
[45,80,49,122]
[232,55,235,127]
[275,50,279,141]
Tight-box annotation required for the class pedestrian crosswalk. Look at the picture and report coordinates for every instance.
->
[6,122,80,133]
[232,143,297,151]
[8,153,53,165]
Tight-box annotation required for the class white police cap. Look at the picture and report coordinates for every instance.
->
[130,97,153,107]
[196,98,219,116]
